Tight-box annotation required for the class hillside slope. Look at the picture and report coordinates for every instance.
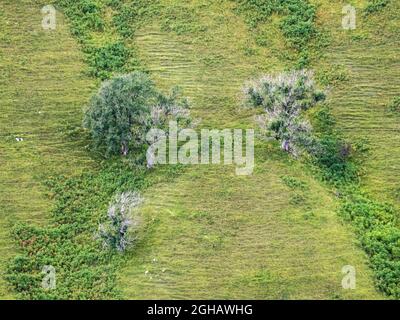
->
[0,0,95,298]
[117,1,381,299]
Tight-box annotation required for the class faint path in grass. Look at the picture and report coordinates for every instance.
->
[0,0,96,298]
[117,1,382,299]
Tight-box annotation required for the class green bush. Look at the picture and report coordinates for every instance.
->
[244,70,325,157]
[309,106,362,184]
[313,135,358,184]
[279,0,316,50]
[234,0,317,66]
[57,0,104,39]
[83,72,190,158]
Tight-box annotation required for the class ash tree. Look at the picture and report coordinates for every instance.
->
[244,70,325,157]
[83,71,190,158]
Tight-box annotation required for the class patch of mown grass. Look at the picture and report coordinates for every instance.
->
[281,175,309,191]
[315,65,350,87]
[160,5,208,35]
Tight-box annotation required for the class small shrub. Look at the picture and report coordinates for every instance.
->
[313,135,358,183]
[310,106,362,184]
[98,192,143,252]
[340,193,400,298]
[279,0,316,50]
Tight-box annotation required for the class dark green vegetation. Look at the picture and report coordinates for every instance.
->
[310,106,360,185]
[6,161,181,299]
[234,0,322,68]
[1,0,399,299]
[340,193,400,297]
[312,104,400,298]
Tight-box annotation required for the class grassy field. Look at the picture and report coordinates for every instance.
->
[117,0,381,299]
[0,0,96,298]
[1,0,398,299]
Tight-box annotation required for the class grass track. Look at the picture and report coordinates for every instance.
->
[0,0,96,298]
[117,0,382,299]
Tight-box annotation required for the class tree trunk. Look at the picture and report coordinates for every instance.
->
[121,142,128,156]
